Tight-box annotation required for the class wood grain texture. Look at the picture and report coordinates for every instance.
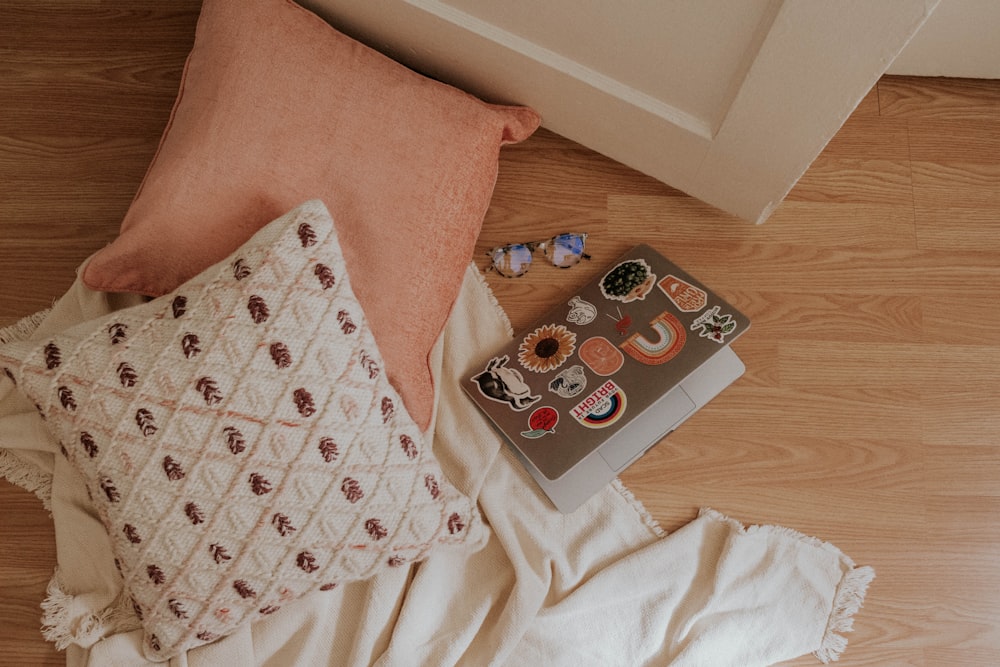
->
[0,3,202,665]
[482,74,1000,667]
[0,3,998,665]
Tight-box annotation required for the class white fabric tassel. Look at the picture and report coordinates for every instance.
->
[0,309,51,344]
[815,564,876,663]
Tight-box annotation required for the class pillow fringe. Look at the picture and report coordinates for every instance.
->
[41,569,99,650]
[0,308,51,345]
[41,569,140,650]
[1,308,55,508]
[0,449,52,510]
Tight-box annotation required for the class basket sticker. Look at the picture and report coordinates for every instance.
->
[599,259,657,303]
[658,275,707,313]
[470,355,541,411]
[570,379,627,429]
[521,406,559,439]
[566,296,598,325]
[690,305,738,344]
[620,311,687,365]
[579,336,625,376]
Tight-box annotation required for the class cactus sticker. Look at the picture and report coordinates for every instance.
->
[599,259,657,303]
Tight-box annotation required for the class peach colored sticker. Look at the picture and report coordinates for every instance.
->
[579,336,625,376]
[658,274,707,312]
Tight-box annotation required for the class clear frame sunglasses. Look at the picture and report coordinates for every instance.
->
[486,232,590,278]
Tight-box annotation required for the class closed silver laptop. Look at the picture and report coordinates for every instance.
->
[465,244,749,513]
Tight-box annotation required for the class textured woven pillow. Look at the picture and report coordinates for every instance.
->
[80,0,541,431]
[0,200,484,661]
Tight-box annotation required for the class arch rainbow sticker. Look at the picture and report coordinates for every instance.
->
[620,310,687,365]
[570,379,627,429]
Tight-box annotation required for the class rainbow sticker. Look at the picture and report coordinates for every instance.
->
[570,379,627,429]
[620,310,686,365]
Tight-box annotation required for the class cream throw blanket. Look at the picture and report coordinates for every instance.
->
[0,263,873,666]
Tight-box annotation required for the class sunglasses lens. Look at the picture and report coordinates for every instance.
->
[491,244,533,277]
[546,233,586,268]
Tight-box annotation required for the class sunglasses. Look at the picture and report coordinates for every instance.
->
[486,233,590,278]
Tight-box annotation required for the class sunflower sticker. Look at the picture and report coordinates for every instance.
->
[518,324,577,373]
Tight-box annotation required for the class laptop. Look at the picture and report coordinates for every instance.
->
[463,244,750,513]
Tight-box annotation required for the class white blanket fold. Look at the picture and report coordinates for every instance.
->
[0,263,872,666]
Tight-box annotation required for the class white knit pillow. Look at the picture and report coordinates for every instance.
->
[0,200,484,661]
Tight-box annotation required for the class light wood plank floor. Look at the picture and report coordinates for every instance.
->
[2,3,999,665]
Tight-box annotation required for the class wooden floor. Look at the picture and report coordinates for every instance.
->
[2,3,999,666]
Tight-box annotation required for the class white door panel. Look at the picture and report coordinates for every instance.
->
[888,0,1000,78]
[303,0,938,223]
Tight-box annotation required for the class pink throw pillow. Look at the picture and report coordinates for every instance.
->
[81,0,540,430]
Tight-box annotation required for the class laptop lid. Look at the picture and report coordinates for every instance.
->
[514,346,746,514]
[464,244,749,481]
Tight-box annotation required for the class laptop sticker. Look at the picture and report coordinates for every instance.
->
[518,324,577,373]
[691,305,738,344]
[579,336,625,376]
[620,311,687,365]
[599,259,657,303]
[566,296,598,325]
[470,355,542,411]
[521,406,559,439]
[658,274,707,313]
[570,379,627,429]
[606,307,632,337]
[548,364,587,398]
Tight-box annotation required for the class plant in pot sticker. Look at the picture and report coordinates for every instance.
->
[599,259,657,303]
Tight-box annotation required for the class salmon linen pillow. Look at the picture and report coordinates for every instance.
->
[81,0,541,430]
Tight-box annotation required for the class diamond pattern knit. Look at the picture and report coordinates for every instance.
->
[0,200,484,660]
